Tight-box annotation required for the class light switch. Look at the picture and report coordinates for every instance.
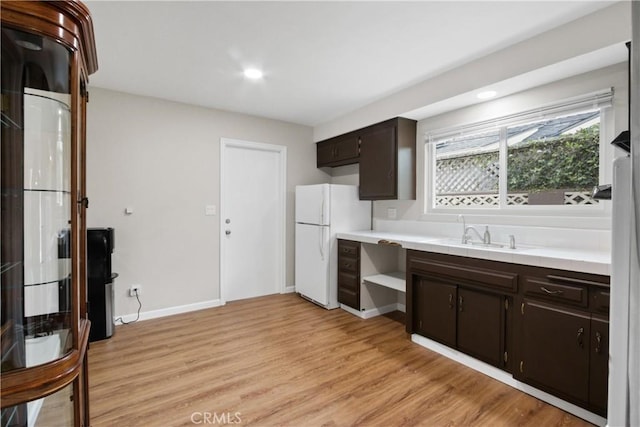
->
[387,207,397,220]
[205,205,216,216]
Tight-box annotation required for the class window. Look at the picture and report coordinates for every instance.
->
[428,91,611,210]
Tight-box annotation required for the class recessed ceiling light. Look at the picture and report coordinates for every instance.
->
[243,68,263,80]
[477,90,497,100]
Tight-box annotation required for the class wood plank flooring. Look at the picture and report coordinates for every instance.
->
[88,293,592,426]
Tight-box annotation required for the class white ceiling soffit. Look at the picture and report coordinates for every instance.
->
[403,43,628,122]
[86,1,618,127]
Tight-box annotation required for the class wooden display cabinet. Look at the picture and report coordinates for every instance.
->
[1,1,98,426]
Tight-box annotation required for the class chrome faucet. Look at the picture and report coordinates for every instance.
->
[463,225,485,244]
[458,215,491,244]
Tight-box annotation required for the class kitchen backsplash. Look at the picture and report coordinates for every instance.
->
[374,219,611,253]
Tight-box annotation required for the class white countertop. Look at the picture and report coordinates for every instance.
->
[337,230,610,276]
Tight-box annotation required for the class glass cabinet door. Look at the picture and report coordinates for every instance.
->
[1,27,73,371]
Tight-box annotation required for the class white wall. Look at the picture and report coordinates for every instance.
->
[314,2,630,141]
[86,88,329,318]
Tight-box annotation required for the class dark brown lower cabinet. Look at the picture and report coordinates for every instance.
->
[518,299,591,404]
[337,240,360,310]
[413,278,506,368]
[589,315,609,415]
[413,279,456,347]
[407,250,610,417]
[457,288,504,367]
[517,299,609,416]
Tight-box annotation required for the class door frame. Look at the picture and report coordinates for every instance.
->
[219,137,287,305]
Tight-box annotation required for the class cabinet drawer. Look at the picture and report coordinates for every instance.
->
[338,240,359,257]
[409,258,518,292]
[339,258,358,273]
[338,271,359,291]
[591,289,610,313]
[523,277,588,307]
[338,288,359,310]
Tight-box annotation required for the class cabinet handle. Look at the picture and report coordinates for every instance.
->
[595,331,602,354]
[519,361,524,373]
[577,327,584,348]
[77,197,89,208]
[458,295,464,312]
[540,286,564,295]
[448,293,453,309]
[343,262,352,269]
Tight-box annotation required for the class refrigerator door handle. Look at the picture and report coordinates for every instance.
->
[319,227,325,260]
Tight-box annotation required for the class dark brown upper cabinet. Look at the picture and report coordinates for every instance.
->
[316,133,360,167]
[316,117,417,200]
[358,118,416,200]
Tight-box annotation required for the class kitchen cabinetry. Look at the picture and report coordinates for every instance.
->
[337,240,361,310]
[316,133,360,167]
[407,249,610,416]
[516,271,610,416]
[316,117,416,200]
[408,251,513,369]
[359,118,416,200]
[337,239,405,316]
[407,249,610,417]
[1,1,98,425]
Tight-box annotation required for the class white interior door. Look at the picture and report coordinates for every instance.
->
[220,138,286,302]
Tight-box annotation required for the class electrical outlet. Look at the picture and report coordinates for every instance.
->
[129,285,141,297]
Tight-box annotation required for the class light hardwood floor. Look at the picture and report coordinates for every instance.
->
[88,293,592,426]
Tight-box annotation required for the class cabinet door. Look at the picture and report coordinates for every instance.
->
[316,140,335,167]
[589,315,609,416]
[414,279,456,347]
[316,135,359,167]
[359,125,397,200]
[457,288,504,367]
[519,299,590,405]
[333,135,359,163]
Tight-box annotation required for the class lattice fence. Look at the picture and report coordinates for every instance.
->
[435,152,499,194]
[435,150,598,207]
[435,191,597,207]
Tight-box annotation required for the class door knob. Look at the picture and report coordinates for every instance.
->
[225,230,231,235]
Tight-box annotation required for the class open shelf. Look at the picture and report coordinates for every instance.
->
[362,271,406,293]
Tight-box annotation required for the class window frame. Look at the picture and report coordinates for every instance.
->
[424,90,615,217]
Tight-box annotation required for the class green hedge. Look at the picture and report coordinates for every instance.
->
[507,125,599,193]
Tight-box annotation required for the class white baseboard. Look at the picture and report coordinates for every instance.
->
[411,334,607,426]
[340,302,405,319]
[115,299,223,324]
[283,286,296,294]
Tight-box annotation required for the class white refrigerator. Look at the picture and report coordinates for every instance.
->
[295,184,371,309]
[608,9,639,425]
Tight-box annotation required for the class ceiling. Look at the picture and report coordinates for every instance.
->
[86,1,619,127]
